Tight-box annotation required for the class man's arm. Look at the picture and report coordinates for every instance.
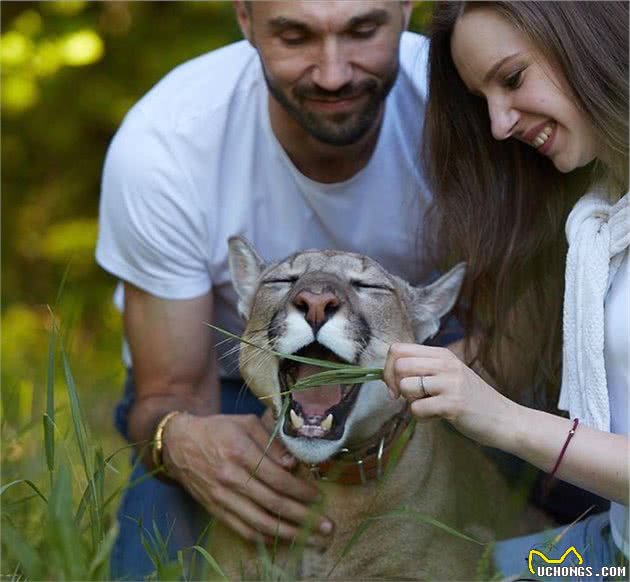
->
[123,283,333,544]
[124,283,218,462]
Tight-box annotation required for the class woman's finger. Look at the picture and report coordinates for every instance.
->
[399,374,440,400]
[385,344,454,399]
[409,394,449,420]
[393,356,447,384]
[383,343,416,396]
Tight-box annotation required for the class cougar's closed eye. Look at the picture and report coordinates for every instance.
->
[350,279,393,292]
[263,276,299,286]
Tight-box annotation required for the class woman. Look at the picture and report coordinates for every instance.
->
[384,1,629,577]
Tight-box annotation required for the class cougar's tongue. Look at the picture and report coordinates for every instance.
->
[292,363,342,417]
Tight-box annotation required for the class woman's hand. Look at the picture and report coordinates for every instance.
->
[384,343,630,504]
[383,343,518,448]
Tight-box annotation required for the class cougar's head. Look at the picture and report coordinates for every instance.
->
[228,237,465,464]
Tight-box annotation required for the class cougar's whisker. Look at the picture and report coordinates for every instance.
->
[219,343,243,361]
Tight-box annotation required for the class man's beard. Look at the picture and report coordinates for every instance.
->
[263,65,399,147]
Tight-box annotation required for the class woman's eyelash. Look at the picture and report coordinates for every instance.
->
[504,69,525,89]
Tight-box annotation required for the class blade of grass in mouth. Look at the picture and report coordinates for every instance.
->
[205,323,385,399]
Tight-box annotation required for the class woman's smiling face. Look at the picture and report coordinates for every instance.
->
[450,7,600,173]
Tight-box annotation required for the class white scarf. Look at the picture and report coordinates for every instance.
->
[558,188,629,430]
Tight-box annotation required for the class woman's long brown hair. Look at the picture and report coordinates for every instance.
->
[423,1,629,408]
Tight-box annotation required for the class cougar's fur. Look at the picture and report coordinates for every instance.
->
[208,237,517,580]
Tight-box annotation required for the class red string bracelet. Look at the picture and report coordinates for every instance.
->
[542,417,579,497]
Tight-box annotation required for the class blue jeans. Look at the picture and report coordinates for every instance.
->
[494,512,627,581]
[110,375,264,580]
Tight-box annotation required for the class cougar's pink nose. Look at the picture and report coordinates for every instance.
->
[293,290,339,330]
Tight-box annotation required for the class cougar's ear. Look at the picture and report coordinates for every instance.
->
[228,236,265,318]
[409,263,466,342]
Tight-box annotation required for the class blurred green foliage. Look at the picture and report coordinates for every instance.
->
[2,0,246,448]
[1,1,432,576]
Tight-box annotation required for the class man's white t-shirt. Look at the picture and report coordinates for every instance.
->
[96,33,433,376]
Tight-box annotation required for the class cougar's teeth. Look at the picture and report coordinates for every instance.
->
[320,414,333,432]
[290,409,304,429]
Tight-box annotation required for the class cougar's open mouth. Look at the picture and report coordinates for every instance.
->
[279,343,361,441]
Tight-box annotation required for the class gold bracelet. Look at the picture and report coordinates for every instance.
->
[152,410,181,472]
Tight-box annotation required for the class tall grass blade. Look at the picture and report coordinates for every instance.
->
[331,519,372,572]
[87,522,119,578]
[47,463,88,579]
[95,445,105,505]
[44,308,57,480]
[102,462,161,514]
[207,324,385,401]
[250,396,291,480]
[376,507,486,544]
[177,549,186,581]
[190,545,229,581]
[475,541,498,582]
[43,263,70,479]
[61,345,92,474]
[186,521,213,580]
[53,261,72,308]
[0,480,47,504]
[260,370,383,400]
[146,519,180,580]
[205,323,363,370]
[76,443,134,525]
[383,419,416,478]
[255,541,292,581]
[135,519,161,571]
[93,445,106,534]
[60,343,102,546]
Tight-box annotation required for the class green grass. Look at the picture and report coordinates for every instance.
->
[1,307,230,580]
[2,309,120,580]
[205,323,385,399]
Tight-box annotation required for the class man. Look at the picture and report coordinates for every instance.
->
[97,1,436,577]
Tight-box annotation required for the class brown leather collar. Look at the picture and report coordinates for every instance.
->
[303,408,414,486]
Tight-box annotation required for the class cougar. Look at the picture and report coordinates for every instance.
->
[208,237,515,580]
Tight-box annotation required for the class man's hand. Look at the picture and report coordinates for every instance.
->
[163,412,334,546]
[123,285,333,544]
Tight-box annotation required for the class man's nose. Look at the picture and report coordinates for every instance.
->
[311,39,353,92]
[488,97,519,140]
